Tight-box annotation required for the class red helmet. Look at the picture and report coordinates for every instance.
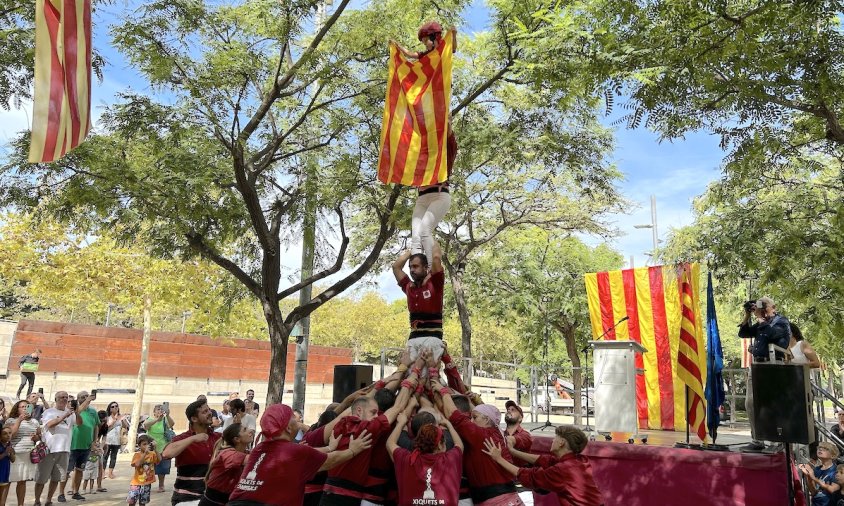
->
[417,21,443,41]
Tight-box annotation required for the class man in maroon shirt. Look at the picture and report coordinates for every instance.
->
[504,401,532,465]
[162,399,222,505]
[228,403,372,506]
[433,379,523,506]
[483,425,603,506]
[321,367,421,505]
[393,240,446,363]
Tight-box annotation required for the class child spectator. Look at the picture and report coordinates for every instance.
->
[82,441,102,494]
[0,427,15,505]
[127,435,161,506]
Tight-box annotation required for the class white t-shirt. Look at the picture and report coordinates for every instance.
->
[41,408,77,452]
[216,412,233,433]
[223,413,256,432]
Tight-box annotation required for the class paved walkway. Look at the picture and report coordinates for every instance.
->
[20,452,172,506]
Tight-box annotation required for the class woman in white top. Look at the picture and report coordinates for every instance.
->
[5,400,41,506]
[104,402,129,478]
[786,322,821,368]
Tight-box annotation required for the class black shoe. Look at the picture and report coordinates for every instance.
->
[740,441,766,452]
[57,495,66,503]
[71,493,85,501]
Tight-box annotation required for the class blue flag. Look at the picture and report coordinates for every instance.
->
[704,271,726,442]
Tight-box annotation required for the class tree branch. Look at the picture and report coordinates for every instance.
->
[185,231,262,297]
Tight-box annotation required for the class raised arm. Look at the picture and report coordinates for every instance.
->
[393,249,412,283]
[386,412,408,461]
[431,241,443,274]
[431,378,456,418]
[389,40,421,60]
[162,433,207,460]
[318,431,373,472]
[443,418,463,452]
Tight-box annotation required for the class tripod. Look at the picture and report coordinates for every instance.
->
[532,299,555,431]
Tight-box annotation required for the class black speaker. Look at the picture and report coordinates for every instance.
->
[751,363,815,444]
[332,365,374,403]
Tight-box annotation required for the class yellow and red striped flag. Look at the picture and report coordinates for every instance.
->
[29,0,92,163]
[377,30,454,187]
[584,263,708,441]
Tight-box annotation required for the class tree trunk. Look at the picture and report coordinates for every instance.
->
[555,321,582,426]
[448,262,472,356]
[264,299,290,406]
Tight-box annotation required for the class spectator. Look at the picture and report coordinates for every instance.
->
[198,423,249,506]
[16,349,41,399]
[34,391,81,505]
[800,442,841,505]
[127,434,161,506]
[5,399,41,506]
[831,409,844,443]
[143,404,175,493]
[0,399,7,427]
[26,393,47,423]
[387,411,464,506]
[96,410,108,492]
[104,402,129,479]
[245,390,259,415]
[216,402,232,434]
[222,400,256,446]
[81,441,102,495]
[484,425,603,506]
[162,399,221,505]
[59,390,98,502]
[787,323,821,369]
[0,426,13,506]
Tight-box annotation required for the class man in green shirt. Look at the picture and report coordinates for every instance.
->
[58,390,98,502]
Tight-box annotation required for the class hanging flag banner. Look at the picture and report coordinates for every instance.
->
[584,263,708,440]
[29,0,92,163]
[377,30,454,187]
[704,272,726,442]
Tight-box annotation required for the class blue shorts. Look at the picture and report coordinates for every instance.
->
[127,484,151,505]
[154,458,171,476]
[68,449,90,472]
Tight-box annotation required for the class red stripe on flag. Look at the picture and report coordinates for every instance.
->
[677,354,703,388]
[378,55,404,182]
[689,396,706,440]
[622,268,648,425]
[83,0,91,134]
[63,0,81,144]
[427,43,447,185]
[596,272,616,340]
[648,266,675,430]
[43,1,65,162]
[410,55,436,186]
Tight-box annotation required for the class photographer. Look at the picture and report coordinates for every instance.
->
[738,297,792,453]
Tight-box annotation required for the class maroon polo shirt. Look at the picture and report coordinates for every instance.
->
[399,270,445,338]
[393,446,463,506]
[517,453,604,506]
[448,410,515,500]
[324,414,391,500]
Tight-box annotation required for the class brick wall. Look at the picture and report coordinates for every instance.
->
[9,320,352,383]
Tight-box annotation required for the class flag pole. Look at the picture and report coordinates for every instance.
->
[685,385,690,445]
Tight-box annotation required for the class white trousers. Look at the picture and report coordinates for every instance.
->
[411,191,451,262]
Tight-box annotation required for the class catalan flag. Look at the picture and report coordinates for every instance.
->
[584,263,708,440]
[29,0,92,163]
[377,30,454,187]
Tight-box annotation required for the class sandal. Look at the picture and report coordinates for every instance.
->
[97,488,107,493]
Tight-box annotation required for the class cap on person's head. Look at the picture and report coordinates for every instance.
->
[505,400,523,418]
[836,407,844,415]
[473,404,501,427]
[417,21,443,41]
[261,404,294,439]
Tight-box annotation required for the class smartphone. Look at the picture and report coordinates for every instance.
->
[91,389,97,396]
[25,404,33,415]
[163,401,170,414]
[38,387,43,394]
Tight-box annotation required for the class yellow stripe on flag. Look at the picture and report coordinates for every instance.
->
[662,267,685,430]
[608,270,629,340]
[584,274,603,339]
[633,267,661,429]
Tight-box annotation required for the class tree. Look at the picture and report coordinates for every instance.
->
[4,0,625,404]
[467,228,623,422]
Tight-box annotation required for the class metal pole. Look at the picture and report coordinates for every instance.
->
[105,304,114,327]
[629,255,634,269]
[126,295,152,453]
[650,195,658,255]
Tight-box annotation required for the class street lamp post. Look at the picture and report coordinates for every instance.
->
[181,311,192,334]
[633,195,659,264]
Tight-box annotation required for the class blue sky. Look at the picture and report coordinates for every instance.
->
[1,0,727,302]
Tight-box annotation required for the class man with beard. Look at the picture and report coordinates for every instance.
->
[393,240,446,363]
[503,401,532,465]
[163,399,222,505]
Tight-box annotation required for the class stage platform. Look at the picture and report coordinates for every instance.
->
[521,424,804,506]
